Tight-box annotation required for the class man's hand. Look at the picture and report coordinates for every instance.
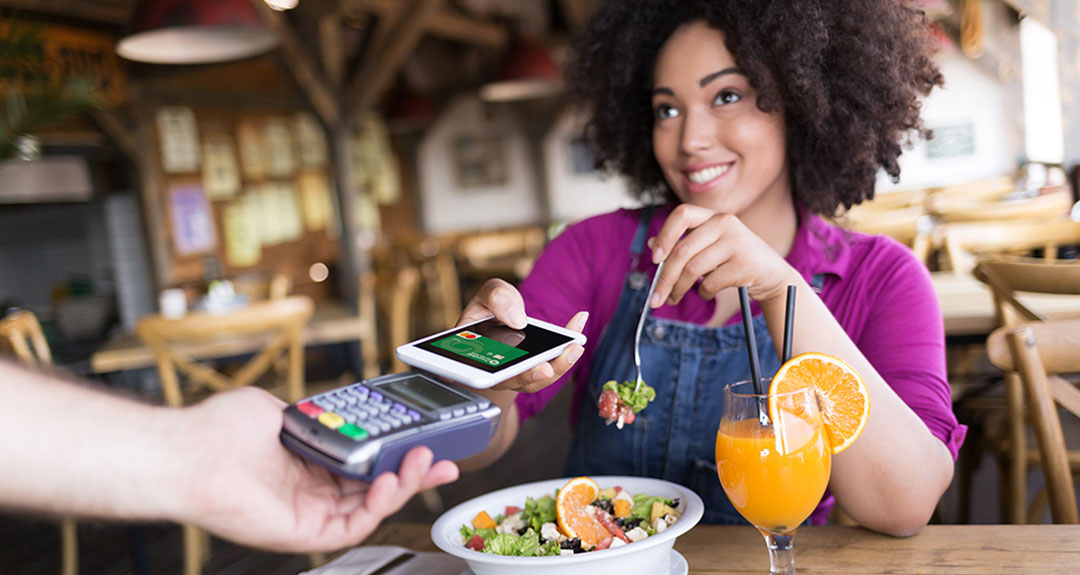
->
[175,387,460,552]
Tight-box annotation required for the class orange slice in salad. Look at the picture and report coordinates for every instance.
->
[769,352,870,454]
[555,476,608,548]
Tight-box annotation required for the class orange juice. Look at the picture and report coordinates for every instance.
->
[715,415,831,533]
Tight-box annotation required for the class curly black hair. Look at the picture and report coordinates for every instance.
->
[567,0,944,215]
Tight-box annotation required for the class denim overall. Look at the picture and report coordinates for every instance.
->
[564,208,799,524]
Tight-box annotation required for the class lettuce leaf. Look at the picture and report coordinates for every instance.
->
[459,524,497,544]
[483,528,545,557]
[522,495,557,532]
[603,380,656,413]
[629,494,673,522]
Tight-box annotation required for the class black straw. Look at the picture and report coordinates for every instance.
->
[738,287,763,395]
[782,285,796,363]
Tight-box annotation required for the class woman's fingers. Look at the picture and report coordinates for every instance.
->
[457,278,527,328]
[650,204,716,264]
[651,214,733,306]
[487,311,588,393]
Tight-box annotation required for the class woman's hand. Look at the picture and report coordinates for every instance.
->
[648,204,798,307]
[457,278,588,394]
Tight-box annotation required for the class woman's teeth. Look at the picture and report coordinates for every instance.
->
[687,164,730,184]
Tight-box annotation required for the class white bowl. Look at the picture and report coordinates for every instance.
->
[431,476,704,575]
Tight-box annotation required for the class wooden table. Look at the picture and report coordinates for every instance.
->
[88,302,369,374]
[365,522,1080,574]
[932,272,1080,337]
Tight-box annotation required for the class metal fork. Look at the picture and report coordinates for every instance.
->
[633,260,664,393]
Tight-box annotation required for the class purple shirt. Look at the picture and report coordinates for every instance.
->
[517,204,967,462]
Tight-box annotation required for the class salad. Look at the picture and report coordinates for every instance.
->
[459,476,681,557]
[598,379,656,428]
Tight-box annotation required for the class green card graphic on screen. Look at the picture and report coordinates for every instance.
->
[430,330,529,367]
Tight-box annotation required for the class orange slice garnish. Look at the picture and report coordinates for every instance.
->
[769,352,870,454]
[555,477,608,548]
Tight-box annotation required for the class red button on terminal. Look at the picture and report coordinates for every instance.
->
[297,401,323,417]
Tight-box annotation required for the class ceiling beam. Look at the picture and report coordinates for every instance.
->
[319,13,346,87]
[90,109,138,161]
[0,0,131,25]
[425,8,507,48]
[343,0,503,48]
[346,0,444,118]
[251,0,340,125]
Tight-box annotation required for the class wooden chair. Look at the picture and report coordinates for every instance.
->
[927,176,1016,205]
[454,226,547,283]
[986,319,1080,524]
[388,266,420,373]
[0,310,79,575]
[135,296,314,575]
[971,258,1080,523]
[928,184,1072,224]
[839,204,933,265]
[859,188,929,212]
[941,219,1080,275]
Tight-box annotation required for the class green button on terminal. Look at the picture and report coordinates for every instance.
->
[339,423,369,441]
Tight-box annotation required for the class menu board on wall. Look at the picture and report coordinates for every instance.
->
[294,112,329,168]
[157,107,200,174]
[168,184,216,255]
[150,106,342,290]
[298,172,332,232]
[223,201,260,267]
[236,120,266,179]
[263,118,297,177]
[202,133,241,199]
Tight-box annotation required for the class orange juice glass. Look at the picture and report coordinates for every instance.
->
[715,380,831,575]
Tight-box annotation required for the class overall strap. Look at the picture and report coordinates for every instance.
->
[630,205,657,256]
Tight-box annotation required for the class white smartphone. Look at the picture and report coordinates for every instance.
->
[395,316,587,389]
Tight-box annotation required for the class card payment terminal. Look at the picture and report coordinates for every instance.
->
[280,371,500,481]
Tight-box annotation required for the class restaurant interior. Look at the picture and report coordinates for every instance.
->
[0,0,1079,573]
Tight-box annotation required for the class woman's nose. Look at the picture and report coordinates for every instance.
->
[680,108,717,155]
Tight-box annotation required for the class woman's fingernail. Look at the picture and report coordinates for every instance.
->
[650,293,663,308]
[653,247,665,264]
[572,311,589,331]
[508,306,527,328]
[567,345,584,365]
[532,366,553,382]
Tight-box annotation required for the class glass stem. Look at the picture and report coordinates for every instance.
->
[764,532,797,575]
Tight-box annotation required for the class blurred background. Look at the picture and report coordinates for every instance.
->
[0,0,1079,573]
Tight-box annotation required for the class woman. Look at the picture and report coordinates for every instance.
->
[458,0,964,536]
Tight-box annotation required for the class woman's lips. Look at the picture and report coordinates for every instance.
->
[681,162,733,194]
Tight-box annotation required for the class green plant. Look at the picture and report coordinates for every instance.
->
[0,16,99,161]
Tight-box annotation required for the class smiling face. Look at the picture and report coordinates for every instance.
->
[651,22,791,217]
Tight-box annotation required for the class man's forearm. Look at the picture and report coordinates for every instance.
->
[0,361,188,521]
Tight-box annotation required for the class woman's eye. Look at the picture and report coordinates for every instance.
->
[713,90,741,106]
[655,104,678,120]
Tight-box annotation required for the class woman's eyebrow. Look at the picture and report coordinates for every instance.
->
[652,67,743,96]
[700,67,741,87]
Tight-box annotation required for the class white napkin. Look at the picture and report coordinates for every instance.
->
[300,545,469,575]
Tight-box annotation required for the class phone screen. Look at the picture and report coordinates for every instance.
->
[415,318,573,374]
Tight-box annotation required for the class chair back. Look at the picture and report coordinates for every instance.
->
[0,310,53,367]
[839,204,933,265]
[389,266,420,373]
[942,219,1080,275]
[135,296,314,407]
[974,258,1080,327]
[987,319,1080,524]
[928,185,1071,223]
